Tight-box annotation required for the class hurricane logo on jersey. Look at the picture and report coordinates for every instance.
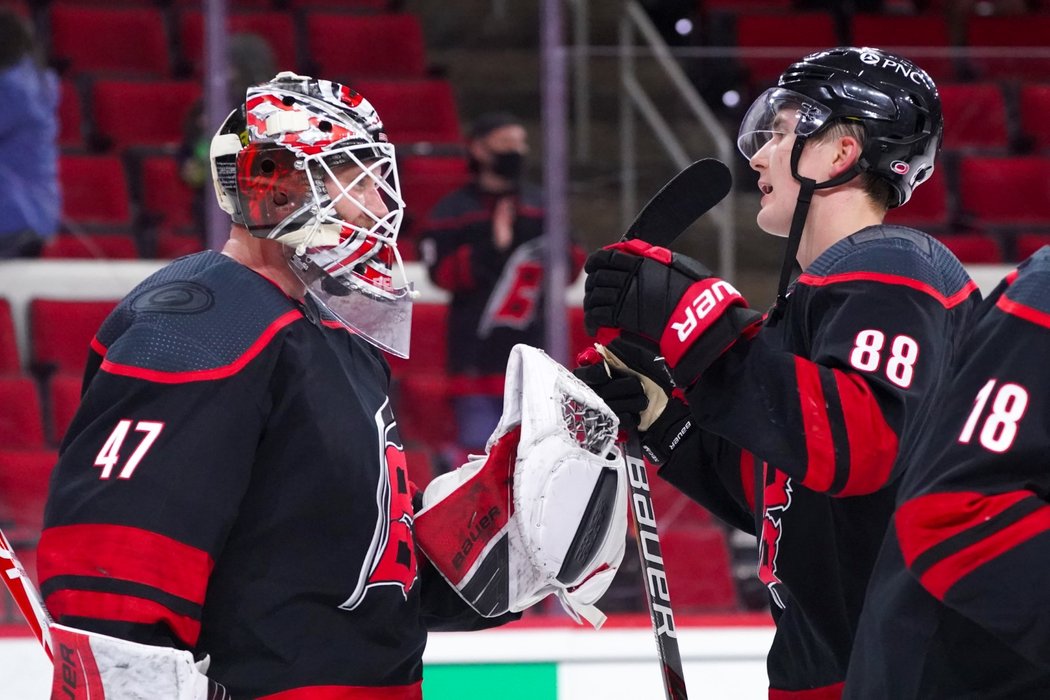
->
[758,466,792,610]
[340,399,417,610]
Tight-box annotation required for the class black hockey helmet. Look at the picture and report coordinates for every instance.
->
[776,46,943,208]
[736,47,943,322]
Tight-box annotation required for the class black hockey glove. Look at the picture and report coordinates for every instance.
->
[573,351,694,466]
[584,239,762,389]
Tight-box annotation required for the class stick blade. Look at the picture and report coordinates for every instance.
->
[625,158,732,246]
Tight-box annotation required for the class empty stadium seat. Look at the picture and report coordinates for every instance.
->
[0,377,45,449]
[394,374,458,448]
[734,13,838,87]
[306,13,426,80]
[958,156,1050,227]
[290,0,390,8]
[58,80,84,149]
[47,374,82,447]
[933,232,1003,264]
[49,4,171,77]
[59,155,132,227]
[1015,233,1050,261]
[966,15,1050,80]
[352,80,462,145]
[1020,84,1050,152]
[938,83,1009,151]
[386,303,448,378]
[139,154,198,231]
[178,10,299,75]
[41,233,139,260]
[91,80,202,151]
[849,14,955,82]
[155,231,206,259]
[0,449,57,543]
[660,527,739,612]
[398,156,470,244]
[29,299,118,376]
[403,447,436,491]
[0,300,18,375]
[883,164,951,229]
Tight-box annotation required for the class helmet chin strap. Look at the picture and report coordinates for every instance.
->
[766,137,862,326]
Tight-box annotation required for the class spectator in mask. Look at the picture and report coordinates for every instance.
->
[418,112,584,466]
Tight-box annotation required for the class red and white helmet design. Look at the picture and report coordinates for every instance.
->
[211,72,415,357]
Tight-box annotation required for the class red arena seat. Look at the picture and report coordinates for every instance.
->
[0,449,58,543]
[41,233,139,260]
[660,527,739,612]
[966,15,1050,80]
[938,83,1009,151]
[352,80,462,145]
[306,13,426,81]
[58,80,83,149]
[91,80,202,151]
[178,10,299,75]
[933,232,1003,265]
[29,299,119,376]
[1020,84,1050,152]
[883,165,951,230]
[47,374,82,447]
[59,155,131,227]
[734,13,838,87]
[49,4,170,77]
[0,377,45,449]
[849,14,954,82]
[140,155,198,231]
[958,157,1050,227]
[0,299,19,375]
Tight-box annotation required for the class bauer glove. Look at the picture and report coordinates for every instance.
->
[583,239,762,389]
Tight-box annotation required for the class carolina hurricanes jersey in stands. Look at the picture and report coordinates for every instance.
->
[845,247,1050,699]
[657,226,979,697]
[37,251,506,699]
[418,182,584,378]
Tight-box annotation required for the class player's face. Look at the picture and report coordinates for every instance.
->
[324,161,390,230]
[748,107,833,237]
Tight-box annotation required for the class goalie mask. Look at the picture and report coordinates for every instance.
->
[210,71,413,357]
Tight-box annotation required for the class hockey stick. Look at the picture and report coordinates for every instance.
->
[599,158,733,700]
[0,526,53,659]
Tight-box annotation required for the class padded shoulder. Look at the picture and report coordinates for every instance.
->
[96,251,303,374]
[1004,246,1050,315]
[805,225,973,300]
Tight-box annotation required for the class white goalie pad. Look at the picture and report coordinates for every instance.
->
[49,623,224,700]
[415,344,628,628]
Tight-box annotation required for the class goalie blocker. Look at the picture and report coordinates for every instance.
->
[415,345,628,628]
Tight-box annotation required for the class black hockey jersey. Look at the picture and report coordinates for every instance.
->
[845,247,1050,699]
[658,226,979,697]
[417,182,584,379]
[37,251,507,699]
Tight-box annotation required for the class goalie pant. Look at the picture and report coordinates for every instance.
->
[845,247,1050,699]
[654,227,979,698]
[37,252,514,700]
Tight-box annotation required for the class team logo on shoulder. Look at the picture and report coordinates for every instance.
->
[130,282,214,314]
[340,400,417,610]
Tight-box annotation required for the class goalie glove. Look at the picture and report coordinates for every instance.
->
[49,623,229,699]
[414,344,628,628]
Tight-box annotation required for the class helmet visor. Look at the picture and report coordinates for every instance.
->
[291,255,415,359]
[737,88,833,160]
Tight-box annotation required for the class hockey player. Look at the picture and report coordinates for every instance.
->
[577,47,980,697]
[845,247,1050,698]
[36,72,628,699]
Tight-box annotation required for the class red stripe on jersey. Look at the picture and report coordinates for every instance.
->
[996,295,1050,330]
[769,681,844,699]
[740,449,755,511]
[45,589,202,647]
[915,499,1050,600]
[793,357,836,492]
[257,682,422,699]
[433,245,475,291]
[833,370,898,496]
[89,335,107,355]
[797,272,977,309]
[99,309,301,383]
[38,524,213,605]
[896,491,1031,568]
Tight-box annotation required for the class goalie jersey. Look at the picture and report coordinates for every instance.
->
[37,251,505,699]
[657,226,979,697]
[845,247,1050,699]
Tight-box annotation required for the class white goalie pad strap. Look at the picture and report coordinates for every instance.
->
[49,623,222,700]
[416,344,628,628]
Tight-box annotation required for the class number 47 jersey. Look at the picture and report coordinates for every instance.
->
[846,246,1050,699]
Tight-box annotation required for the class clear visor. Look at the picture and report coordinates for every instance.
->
[736,88,833,160]
[291,255,416,359]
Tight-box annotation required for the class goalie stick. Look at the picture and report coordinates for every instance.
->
[0,526,53,660]
[601,158,733,700]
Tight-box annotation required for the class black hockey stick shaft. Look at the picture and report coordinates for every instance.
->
[614,158,733,700]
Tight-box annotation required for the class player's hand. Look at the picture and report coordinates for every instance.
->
[583,239,762,389]
[573,357,648,430]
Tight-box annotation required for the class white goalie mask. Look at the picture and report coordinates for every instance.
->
[210,71,414,357]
